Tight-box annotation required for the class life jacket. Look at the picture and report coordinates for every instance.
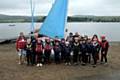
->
[17,38,26,49]
[86,43,93,53]
[101,41,109,49]
[60,42,66,51]
[65,45,71,54]
[44,44,52,51]
[26,44,32,51]
[54,45,61,53]
[81,43,87,53]
[73,42,80,52]
[36,43,43,53]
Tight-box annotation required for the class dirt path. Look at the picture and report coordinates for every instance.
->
[0,43,120,80]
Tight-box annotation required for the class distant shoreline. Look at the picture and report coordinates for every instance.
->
[1,14,120,23]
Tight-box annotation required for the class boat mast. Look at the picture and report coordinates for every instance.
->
[30,0,35,33]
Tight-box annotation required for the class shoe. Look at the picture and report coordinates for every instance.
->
[100,62,104,64]
[93,65,96,68]
[65,63,68,65]
[18,62,22,65]
[68,62,71,66]
[104,62,108,65]
[36,64,39,67]
[74,63,78,65]
[82,63,86,66]
[39,63,43,67]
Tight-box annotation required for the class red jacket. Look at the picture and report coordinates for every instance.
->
[16,38,26,51]
[100,40,109,51]
[44,44,52,51]
[36,43,43,53]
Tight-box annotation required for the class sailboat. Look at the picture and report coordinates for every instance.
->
[39,0,68,39]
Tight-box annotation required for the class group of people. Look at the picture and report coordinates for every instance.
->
[16,32,109,67]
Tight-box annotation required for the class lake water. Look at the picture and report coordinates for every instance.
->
[0,22,120,41]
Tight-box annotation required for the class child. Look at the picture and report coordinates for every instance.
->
[26,38,32,66]
[92,37,100,67]
[60,38,66,62]
[64,41,72,65]
[36,38,43,67]
[44,38,52,64]
[86,38,93,63]
[16,32,26,65]
[53,40,61,64]
[66,32,73,46]
[72,36,80,65]
[79,39,83,63]
[92,34,100,61]
[100,36,109,64]
[80,38,87,65]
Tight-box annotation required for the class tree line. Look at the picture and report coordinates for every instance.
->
[1,15,120,23]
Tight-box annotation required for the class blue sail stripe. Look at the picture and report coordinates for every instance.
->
[39,0,68,38]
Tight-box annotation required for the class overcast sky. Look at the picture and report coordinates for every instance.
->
[0,0,120,16]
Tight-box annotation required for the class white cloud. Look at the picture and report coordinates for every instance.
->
[0,0,120,16]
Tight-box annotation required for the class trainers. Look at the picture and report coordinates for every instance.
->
[104,62,108,65]
[100,62,104,64]
[36,64,39,67]
[65,63,68,65]
[93,65,96,68]
[74,63,78,65]
[39,63,43,67]
[18,62,21,65]
[68,62,71,65]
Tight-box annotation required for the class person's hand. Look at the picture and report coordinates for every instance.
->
[103,52,105,54]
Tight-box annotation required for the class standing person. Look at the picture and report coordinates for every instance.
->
[79,38,83,63]
[64,41,72,65]
[16,32,26,65]
[81,38,87,65]
[53,41,61,64]
[31,33,37,65]
[72,36,80,65]
[26,38,32,66]
[92,36,100,67]
[66,32,73,46]
[44,38,52,64]
[36,38,44,67]
[60,38,66,63]
[100,36,109,64]
[86,38,93,64]
[92,34,100,61]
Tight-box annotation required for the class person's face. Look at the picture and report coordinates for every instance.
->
[87,39,91,43]
[75,39,78,42]
[20,32,24,37]
[27,39,31,44]
[37,38,41,43]
[38,40,41,43]
[83,40,86,43]
[61,40,65,43]
[84,38,87,41]
[74,37,79,42]
[93,37,98,41]
[80,41,83,44]
[55,42,59,46]
[46,39,50,43]
[101,37,106,41]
